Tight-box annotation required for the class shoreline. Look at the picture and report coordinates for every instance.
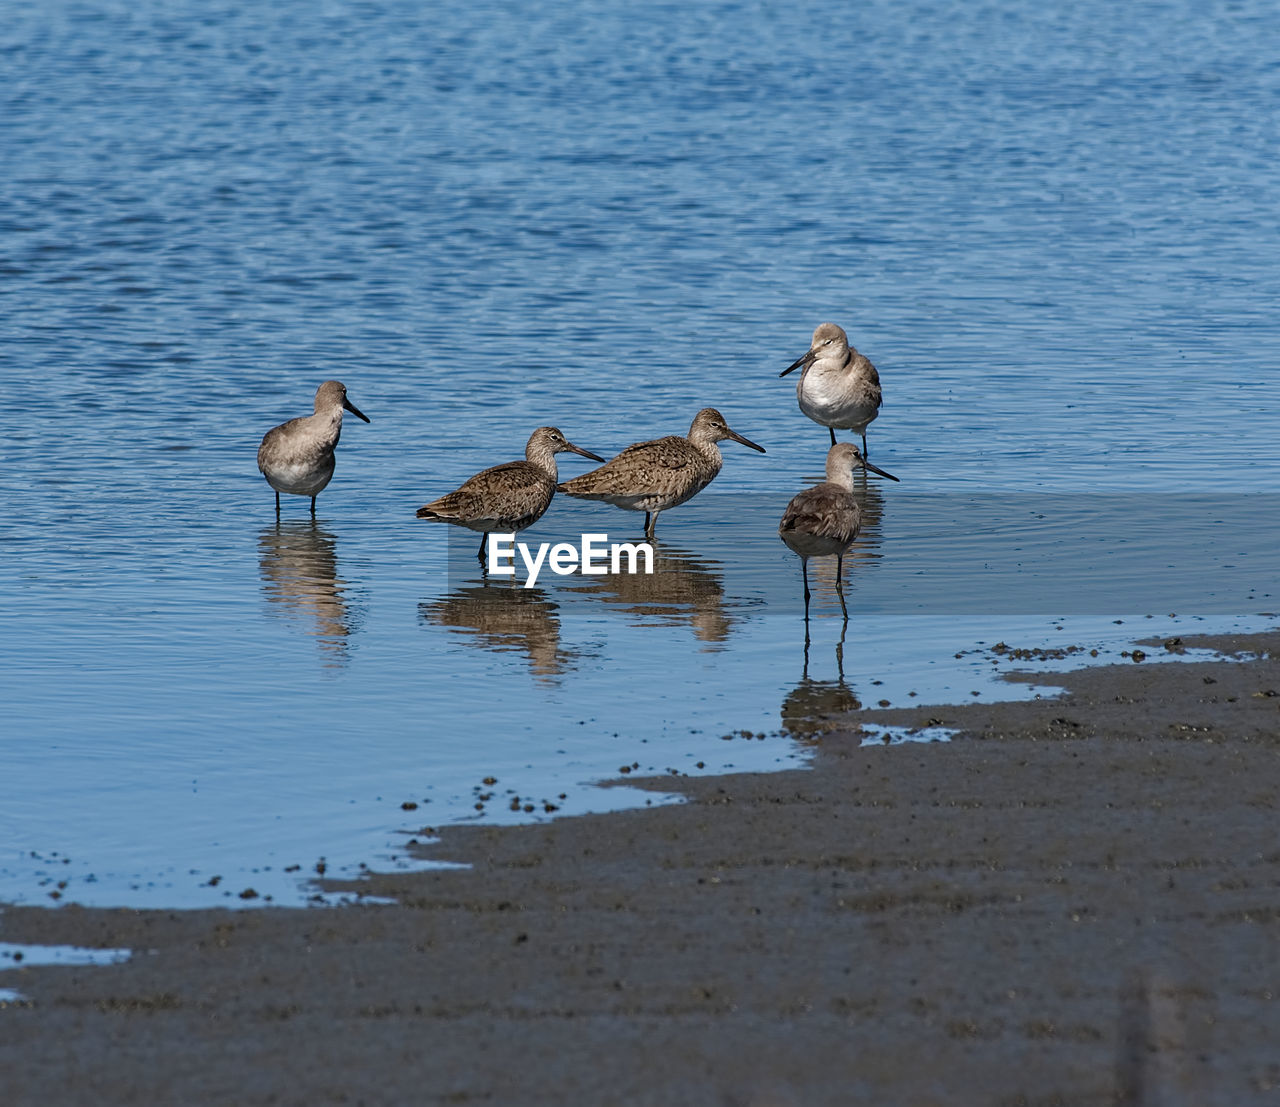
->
[3,629,1280,1104]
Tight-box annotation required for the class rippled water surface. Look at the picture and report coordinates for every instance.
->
[3,0,1279,907]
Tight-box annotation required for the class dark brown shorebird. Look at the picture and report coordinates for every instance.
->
[557,408,766,540]
[416,427,604,564]
[778,442,898,621]
[257,380,370,517]
[780,322,883,454]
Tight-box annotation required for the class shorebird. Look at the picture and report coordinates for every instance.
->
[257,380,370,517]
[778,442,898,620]
[557,408,765,539]
[780,323,883,454]
[416,427,604,564]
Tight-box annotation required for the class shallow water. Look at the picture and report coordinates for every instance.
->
[2,0,1279,908]
[0,938,132,1003]
[0,941,132,971]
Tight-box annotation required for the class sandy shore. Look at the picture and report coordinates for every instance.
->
[3,630,1280,1105]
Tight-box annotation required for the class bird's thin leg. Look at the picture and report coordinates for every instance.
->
[836,553,848,621]
[836,618,847,677]
[310,495,317,518]
[477,533,487,569]
[861,430,869,456]
[828,426,837,447]
[274,490,281,517]
[802,559,811,622]
[645,511,659,540]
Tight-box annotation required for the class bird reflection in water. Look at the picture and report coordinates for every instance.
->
[568,540,737,647]
[258,522,359,666]
[420,580,572,682]
[779,625,861,739]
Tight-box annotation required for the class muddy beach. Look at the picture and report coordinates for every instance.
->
[3,630,1279,1105]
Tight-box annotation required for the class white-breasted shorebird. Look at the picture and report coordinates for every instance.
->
[257,380,370,517]
[780,323,883,455]
[778,441,898,620]
[416,427,604,563]
[557,408,765,539]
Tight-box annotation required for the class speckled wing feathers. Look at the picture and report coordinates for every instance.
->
[779,484,860,547]
[418,461,555,531]
[559,437,705,501]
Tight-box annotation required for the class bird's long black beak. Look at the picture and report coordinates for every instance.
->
[725,426,766,453]
[864,458,899,482]
[567,442,606,463]
[344,397,371,423]
[779,350,814,378]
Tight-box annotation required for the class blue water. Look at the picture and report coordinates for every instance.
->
[3,0,1279,908]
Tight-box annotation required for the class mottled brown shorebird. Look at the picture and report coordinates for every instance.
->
[779,442,898,620]
[557,408,765,539]
[780,322,883,454]
[416,427,604,563]
[257,380,370,517]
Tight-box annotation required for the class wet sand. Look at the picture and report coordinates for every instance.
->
[3,631,1280,1105]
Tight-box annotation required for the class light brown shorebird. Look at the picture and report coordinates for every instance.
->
[778,442,898,620]
[557,408,766,539]
[257,380,370,517]
[415,427,604,564]
[780,322,883,455]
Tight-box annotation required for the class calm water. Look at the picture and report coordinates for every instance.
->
[2,0,1279,908]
